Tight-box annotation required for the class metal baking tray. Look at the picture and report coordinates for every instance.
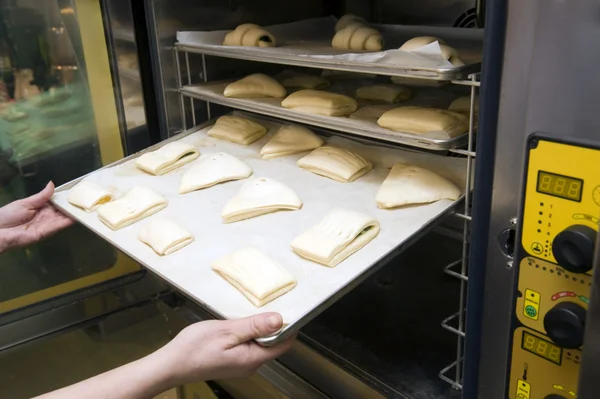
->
[51,112,468,345]
[180,82,468,151]
[176,18,482,81]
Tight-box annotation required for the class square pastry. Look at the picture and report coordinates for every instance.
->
[297,146,371,182]
[67,180,113,212]
[136,141,199,175]
[207,115,267,145]
[138,217,194,255]
[97,186,167,230]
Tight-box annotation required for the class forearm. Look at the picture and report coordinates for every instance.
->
[34,352,176,399]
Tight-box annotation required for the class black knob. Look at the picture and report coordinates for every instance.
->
[544,395,567,399]
[552,224,597,273]
[544,302,586,349]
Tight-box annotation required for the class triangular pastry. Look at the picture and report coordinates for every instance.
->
[136,141,199,175]
[97,186,167,230]
[281,90,358,117]
[376,163,461,209]
[355,85,411,103]
[212,246,297,307]
[297,146,372,182]
[221,177,302,223]
[68,180,113,212]
[224,74,286,98]
[207,115,267,145]
[138,217,194,255]
[179,152,252,193]
[260,125,324,160]
[281,74,330,90]
[291,209,380,267]
[377,106,468,138]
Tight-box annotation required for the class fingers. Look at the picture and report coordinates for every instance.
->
[223,313,283,345]
[22,181,55,209]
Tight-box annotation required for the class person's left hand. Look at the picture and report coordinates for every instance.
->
[0,181,74,253]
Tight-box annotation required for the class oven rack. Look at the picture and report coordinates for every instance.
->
[173,45,480,391]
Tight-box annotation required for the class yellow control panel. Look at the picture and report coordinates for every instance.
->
[508,135,600,399]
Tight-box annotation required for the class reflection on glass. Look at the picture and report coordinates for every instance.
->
[0,1,117,304]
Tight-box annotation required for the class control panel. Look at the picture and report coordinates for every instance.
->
[508,135,599,399]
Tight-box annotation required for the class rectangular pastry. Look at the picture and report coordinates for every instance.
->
[136,141,199,175]
[377,106,468,138]
[97,186,167,230]
[212,246,297,307]
[68,180,113,212]
[138,217,194,255]
[297,146,371,182]
[281,90,358,117]
[291,209,380,267]
[207,115,267,145]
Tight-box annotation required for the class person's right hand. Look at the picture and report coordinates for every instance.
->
[154,313,295,385]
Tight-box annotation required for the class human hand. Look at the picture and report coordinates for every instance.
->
[0,181,74,253]
[154,313,295,385]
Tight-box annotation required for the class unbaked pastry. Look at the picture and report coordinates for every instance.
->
[260,125,324,159]
[136,141,199,175]
[212,246,297,307]
[448,95,478,116]
[349,105,396,122]
[97,186,167,230]
[68,180,113,212]
[138,217,194,255]
[179,152,252,193]
[207,115,267,145]
[355,85,411,103]
[281,74,330,90]
[376,163,461,208]
[291,209,380,267]
[439,45,464,66]
[332,24,383,51]
[297,146,372,182]
[222,177,302,223]
[223,23,276,47]
[335,14,366,32]
[224,74,286,98]
[377,106,468,137]
[281,90,357,117]
[399,36,446,52]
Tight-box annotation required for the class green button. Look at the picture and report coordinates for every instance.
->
[579,295,589,304]
[525,305,537,317]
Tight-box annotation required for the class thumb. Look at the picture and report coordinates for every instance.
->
[224,313,283,345]
[22,181,55,209]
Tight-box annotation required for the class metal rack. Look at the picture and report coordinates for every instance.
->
[172,44,480,392]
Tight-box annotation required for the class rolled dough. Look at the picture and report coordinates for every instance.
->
[212,246,297,307]
[180,152,252,194]
[222,177,302,223]
[207,115,267,145]
[223,24,276,47]
[138,217,194,255]
[399,36,445,52]
[281,90,358,117]
[136,141,199,175]
[291,209,380,267]
[297,146,372,183]
[260,125,324,160]
[97,186,167,230]
[224,74,286,98]
[332,24,383,51]
[377,106,468,138]
[67,180,113,212]
[376,163,461,208]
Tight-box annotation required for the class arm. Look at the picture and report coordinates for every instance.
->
[35,313,294,399]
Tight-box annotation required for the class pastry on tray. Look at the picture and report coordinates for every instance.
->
[180,152,252,193]
[67,180,114,212]
[281,90,357,117]
[224,73,286,98]
[136,141,199,175]
[260,125,324,160]
[297,146,371,183]
[377,106,468,137]
[223,23,276,47]
[332,24,383,51]
[97,186,167,230]
[138,217,194,255]
[207,115,267,145]
[291,208,380,267]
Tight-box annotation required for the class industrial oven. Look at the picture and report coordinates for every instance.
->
[0,0,599,398]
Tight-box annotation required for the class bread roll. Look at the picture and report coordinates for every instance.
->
[332,24,383,51]
[223,23,276,47]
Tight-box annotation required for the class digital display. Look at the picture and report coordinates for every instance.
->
[522,331,562,365]
[536,170,583,202]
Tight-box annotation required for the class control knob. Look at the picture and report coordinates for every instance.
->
[552,224,597,273]
[544,302,586,349]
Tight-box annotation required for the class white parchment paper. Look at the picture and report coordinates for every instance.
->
[52,113,467,338]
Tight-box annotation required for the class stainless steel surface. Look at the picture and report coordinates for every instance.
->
[478,0,600,396]
[577,227,600,398]
[179,83,469,151]
[175,44,481,81]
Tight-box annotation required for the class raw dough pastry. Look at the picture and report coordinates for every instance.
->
[223,23,276,47]
[260,125,324,159]
[399,36,446,52]
[212,246,297,307]
[136,141,199,175]
[349,105,396,122]
[97,186,167,230]
[68,180,113,212]
[138,217,194,255]
[448,95,478,115]
[355,85,411,103]
[222,177,302,223]
[291,209,380,267]
[179,152,252,193]
[439,45,464,67]
[281,90,358,117]
[281,74,330,90]
[332,24,384,51]
[376,163,461,208]
[207,115,267,145]
[297,146,372,182]
[335,14,366,32]
[224,74,287,98]
[377,106,468,137]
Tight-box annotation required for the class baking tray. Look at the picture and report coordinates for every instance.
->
[176,17,482,81]
[180,82,468,151]
[51,112,468,345]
